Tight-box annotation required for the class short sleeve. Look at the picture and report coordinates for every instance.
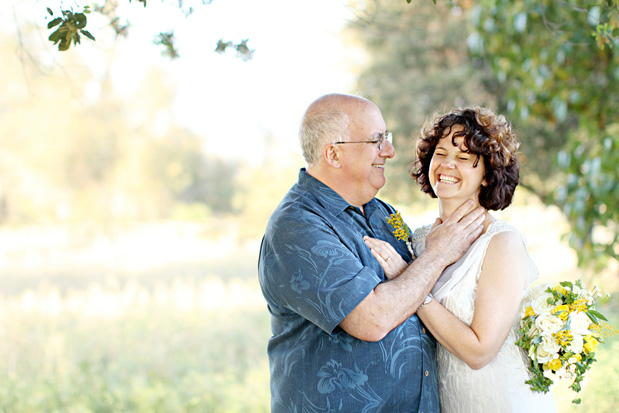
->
[260,213,382,334]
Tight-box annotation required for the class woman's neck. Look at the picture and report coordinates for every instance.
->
[438,199,495,233]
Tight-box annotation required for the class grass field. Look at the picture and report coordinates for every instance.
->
[0,209,616,412]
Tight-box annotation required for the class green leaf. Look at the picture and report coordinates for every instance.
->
[588,310,608,321]
[74,13,87,29]
[48,29,62,43]
[47,7,53,16]
[58,37,71,51]
[81,30,96,41]
[585,311,599,324]
[47,17,63,29]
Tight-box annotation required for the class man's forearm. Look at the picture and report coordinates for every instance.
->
[339,249,448,341]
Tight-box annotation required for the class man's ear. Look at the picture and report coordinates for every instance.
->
[324,144,342,168]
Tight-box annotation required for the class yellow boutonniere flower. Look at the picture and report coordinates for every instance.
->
[387,211,414,258]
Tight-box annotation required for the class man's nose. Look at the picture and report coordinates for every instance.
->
[380,140,395,158]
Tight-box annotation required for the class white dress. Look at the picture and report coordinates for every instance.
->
[413,220,557,413]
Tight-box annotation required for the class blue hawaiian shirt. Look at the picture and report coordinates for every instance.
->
[258,169,439,413]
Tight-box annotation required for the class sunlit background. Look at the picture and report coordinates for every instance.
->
[1,0,617,411]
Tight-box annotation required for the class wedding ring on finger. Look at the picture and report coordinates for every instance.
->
[385,256,391,262]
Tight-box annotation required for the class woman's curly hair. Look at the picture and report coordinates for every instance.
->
[411,106,520,211]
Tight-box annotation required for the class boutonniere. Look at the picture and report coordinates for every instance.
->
[387,211,415,259]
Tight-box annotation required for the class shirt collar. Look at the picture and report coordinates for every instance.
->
[298,168,379,216]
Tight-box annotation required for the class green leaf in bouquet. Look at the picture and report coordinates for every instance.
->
[560,281,574,289]
[585,311,600,324]
[588,309,608,321]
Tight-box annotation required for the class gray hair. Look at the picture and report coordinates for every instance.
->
[299,106,350,165]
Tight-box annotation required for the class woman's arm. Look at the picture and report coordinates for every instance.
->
[417,230,529,370]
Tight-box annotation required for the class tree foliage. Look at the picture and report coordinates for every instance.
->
[43,0,253,59]
[353,0,618,269]
[46,6,96,51]
[466,0,618,269]
[346,0,496,205]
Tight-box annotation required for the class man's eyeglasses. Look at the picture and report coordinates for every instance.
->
[334,131,393,151]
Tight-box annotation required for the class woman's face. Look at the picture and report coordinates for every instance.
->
[429,125,486,204]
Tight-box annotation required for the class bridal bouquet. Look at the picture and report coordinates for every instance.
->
[516,280,617,404]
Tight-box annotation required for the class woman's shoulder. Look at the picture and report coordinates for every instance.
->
[486,219,527,246]
[411,223,433,258]
[412,223,433,241]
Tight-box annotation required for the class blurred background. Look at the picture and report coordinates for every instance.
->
[1,0,617,411]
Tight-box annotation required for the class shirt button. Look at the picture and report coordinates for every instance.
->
[425,370,429,377]
[422,328,426,334]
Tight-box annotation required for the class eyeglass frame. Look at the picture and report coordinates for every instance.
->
[333,131,393,151]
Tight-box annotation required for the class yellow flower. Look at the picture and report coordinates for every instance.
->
[554,330,572,347]
[387,211,411,242]
[544,358,562,371]
[551,304,570,321]
[553,285,567,296]
[524,306,535,317]
[570,297,588,313]
[590,321,619,340]
[583,335,599,354]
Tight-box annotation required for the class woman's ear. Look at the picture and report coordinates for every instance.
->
[324,144,342,168]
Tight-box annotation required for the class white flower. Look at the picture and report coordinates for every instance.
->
[570,311,592,335]
[568,334,584,354]
[543,369,557,381]
[531,292,555,314]
[527,324,540,338]
[536,334,561,363]
[568,356,578,364]
[535,313,565,334]
[529,282,551,298]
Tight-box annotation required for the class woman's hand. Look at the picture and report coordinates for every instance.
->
[363,236,408,280]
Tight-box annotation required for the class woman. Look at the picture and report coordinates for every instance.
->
[364,107,556,412]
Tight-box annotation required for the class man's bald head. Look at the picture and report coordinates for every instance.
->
[299,94,375,165]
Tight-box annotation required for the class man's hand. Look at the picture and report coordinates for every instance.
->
[425,200,485,266]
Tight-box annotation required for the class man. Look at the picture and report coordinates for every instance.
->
[258,93,484,412]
